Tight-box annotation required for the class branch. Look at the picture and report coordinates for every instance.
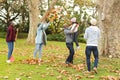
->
[0,18,6,24]
[40,0,58,22]
[10,13,20,21]
[0,14,7,19]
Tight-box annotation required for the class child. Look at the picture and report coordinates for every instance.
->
[70,17,80,50]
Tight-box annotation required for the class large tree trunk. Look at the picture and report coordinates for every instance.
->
[27,0,57,44]
[27,0,40,44]
[97,0,120,58]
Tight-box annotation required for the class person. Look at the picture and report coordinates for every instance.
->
[84,18,100,73]
[70,17,80,50]
[6,22,16,63]
[33,19,50,62]
[64,23,75,65]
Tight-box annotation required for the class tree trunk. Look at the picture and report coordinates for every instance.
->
[27,0,57,44]
[27,0,40,44]
[97,0,120,58]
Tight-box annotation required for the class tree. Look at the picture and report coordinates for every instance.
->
[27,0,40,44]
[0,0,29,32]
[0,0,21,26]
[27,0,58,44]
[97,0,120,58]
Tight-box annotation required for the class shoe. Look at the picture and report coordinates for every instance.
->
[6,60,11,63]
[93,67,97,74]
[76,46,80,50]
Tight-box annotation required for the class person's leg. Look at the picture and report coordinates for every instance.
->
[93,46,99,68]
[11,42,14,56]
[85,46,92,71]
[66,43,74,64]
[74,32,79,47]
[7,42,13,60]
[38,43,43,59]
[33,44,40,59]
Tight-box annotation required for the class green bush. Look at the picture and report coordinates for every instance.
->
[0,32,6,38]
[47,33,65,41]
[0,32,28,39]
[47,33,86,43]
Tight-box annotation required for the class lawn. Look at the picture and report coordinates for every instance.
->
[0,38,120,80]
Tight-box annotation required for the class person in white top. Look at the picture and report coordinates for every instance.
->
[70,17,80,50]
[84,18,100,73]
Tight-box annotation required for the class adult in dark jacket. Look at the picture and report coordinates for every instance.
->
[6,22,16,63]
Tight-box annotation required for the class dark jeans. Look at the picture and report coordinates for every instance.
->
[66,43,74,64]
[7,42,14,60]
[73,32,79,46]
[85,46,99,71]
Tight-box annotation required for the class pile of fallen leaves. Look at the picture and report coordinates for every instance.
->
[100,76,120,80]
[21,58,42,65]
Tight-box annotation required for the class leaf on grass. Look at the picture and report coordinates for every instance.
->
[68,76,72,80]
[86,75,94,79]
[15,78,21,80]
[19,72,25,76]
[75,74,82,80]
[59,70,69,75]
[100,76,117,80]
[41,74,46,78]
[4,76,9,79]
[57,75,63,80]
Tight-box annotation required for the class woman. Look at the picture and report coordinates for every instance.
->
[33,19,50,62]
[84,18,100,73]
[64,24,75,65]
[6,22,16,63]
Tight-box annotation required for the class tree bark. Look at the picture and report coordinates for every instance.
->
[97,0,120,58]
[27,0,57,44]
[27,0,40,44]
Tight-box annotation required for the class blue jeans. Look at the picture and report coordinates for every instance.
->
[85,46,99,71]
[66,43,74,64]
[73,32,79,46]
[34,43,43,59]
[7,42,14,60]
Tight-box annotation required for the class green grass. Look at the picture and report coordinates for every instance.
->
[0,38,120,80]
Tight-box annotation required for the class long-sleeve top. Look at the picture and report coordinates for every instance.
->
[70,23,79,32]
[84,26,100,46]
[35,22,50,44]
[6,25,16,42]
[64,28,73,43]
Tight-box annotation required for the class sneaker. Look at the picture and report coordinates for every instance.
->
[93,67,97,74]
[6,60,11,63]
[76,46,80,50]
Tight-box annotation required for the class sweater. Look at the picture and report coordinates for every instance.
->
[64,28,73,43]
[35,22,50,44]
[84,26,100,46]
[6,25,16,42]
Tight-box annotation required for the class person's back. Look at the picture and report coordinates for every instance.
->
[84,18,100,73]
[84,26,100,46]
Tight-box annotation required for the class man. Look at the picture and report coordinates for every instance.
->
[84,18,100,73]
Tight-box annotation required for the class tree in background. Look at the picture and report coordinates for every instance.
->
[97,0,120,58]
[0,0,29,32]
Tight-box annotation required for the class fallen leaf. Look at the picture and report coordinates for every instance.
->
[86,75,94,79]
[15,78,21,80]
[4,76,9,79]
[57,75,62,80]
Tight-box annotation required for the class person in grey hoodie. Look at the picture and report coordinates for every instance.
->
[84,18,100,73]
[64,24,75,64]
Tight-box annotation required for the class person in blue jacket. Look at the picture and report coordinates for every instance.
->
[33,19,50,62]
